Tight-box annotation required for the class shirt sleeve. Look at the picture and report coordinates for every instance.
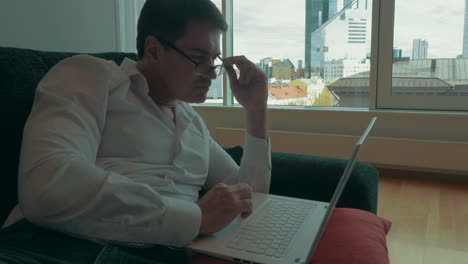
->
[205,133,272,193]
[18,55,201,247]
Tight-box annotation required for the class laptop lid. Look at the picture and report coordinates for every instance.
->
[299,116,377,264]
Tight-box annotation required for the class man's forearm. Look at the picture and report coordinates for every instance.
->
[245,107,268,140]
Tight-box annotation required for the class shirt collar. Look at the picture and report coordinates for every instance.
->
[119,57,197,127]
[119,57,150,94]
[120,57,142,78]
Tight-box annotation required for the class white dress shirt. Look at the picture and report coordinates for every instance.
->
[2,55,271,247]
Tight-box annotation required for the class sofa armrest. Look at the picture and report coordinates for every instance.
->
[224,146,379,214]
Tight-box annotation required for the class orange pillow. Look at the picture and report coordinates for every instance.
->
[192,208,391,264]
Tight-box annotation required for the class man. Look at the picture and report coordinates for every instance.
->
[0,0,270,263]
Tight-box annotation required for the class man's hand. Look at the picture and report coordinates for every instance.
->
[222,56,269,140]
[222,56,268,112]
[196,183,253,235]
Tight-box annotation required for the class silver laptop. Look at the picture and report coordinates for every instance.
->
[189,117,377,264]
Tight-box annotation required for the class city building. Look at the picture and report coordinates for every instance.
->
[392,48,402,59]
[323,58,370,82]
[343,0,353,9]
[296,69,305,78]
[271,59,295,80]
[268,84,307,100]
[412,39,428,60]
[308,0,371,77]
[267,78,336,106]
[256,57,272,78]
[305,0,330,78]
[256,57,280,78]
[206,76,223,100]
[327,58,468,107]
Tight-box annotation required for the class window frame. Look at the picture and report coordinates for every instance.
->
[374,0,468,111]
[114,0,145,53]
[219,0,468,112]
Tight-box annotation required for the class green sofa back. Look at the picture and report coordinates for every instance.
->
[226,146,379,214]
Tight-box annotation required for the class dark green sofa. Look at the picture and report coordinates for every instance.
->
[0,46,379,227]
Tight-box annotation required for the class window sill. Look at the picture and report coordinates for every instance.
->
[192,103,468,117]
[193,103,468,174]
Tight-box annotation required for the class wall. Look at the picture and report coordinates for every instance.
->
[194,105,468,175]
[0,0,117,53]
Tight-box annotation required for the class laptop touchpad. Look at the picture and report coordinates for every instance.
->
[212,216,242,238]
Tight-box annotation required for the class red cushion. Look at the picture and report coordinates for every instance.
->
[191,208,391,264]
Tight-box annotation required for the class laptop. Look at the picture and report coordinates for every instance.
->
[189,117,378,264]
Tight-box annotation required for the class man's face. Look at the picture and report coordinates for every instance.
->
[152,20,222,104]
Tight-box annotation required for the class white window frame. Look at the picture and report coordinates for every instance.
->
[374,0,468,111]
[222,0,234,105]
[114,0,145,53]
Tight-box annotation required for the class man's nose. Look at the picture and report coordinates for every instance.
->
[206,68,218,80]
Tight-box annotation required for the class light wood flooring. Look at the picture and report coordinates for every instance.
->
[377,169,468,264]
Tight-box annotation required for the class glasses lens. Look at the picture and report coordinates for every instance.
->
[215,65,225,76]
[194,64,211,76]
[214,56,223,66]
[194,59,225,76]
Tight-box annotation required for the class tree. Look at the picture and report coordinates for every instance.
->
[312,86,334,106]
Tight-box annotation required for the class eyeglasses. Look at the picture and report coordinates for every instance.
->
[156,37,225,77]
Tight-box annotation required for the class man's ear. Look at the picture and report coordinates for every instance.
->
[149,46,158,59]
[145,36,160,60]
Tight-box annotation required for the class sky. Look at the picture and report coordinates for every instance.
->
[394,0,465,58]
[213,0,467,66]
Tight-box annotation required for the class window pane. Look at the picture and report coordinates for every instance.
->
[205,0,224,104]
[233,0,372,107]
[392,0,468,97]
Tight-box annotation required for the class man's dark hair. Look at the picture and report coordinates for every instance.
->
[136,0,228,60]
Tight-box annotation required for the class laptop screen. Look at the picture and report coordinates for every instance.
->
[301,116,377,264]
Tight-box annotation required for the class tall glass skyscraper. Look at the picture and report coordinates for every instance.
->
[305,0,329,77]
[344,0,353,8]
[329,0,338,18]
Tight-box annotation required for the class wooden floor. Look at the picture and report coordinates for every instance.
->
[377,169,468,264]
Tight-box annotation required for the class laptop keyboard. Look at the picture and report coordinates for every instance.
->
[225,198,315,258]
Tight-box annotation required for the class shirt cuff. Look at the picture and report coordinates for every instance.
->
[159,197,202,247]
[241,133,271,170]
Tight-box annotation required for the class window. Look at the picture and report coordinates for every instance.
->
[115,0,145,53]
[376,0,468,110]
[117,0,468,111]
[204,0,224,103]
[233,0,372,108]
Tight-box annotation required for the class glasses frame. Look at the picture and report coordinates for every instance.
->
[155,36,224,77]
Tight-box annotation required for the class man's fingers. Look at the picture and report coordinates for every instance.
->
[241,211,252,219]
[239,67,256,86]
[238,199,253,218]
[232,183,253,199]
[223,56,255,73]
[224,65,238,87]
[241,67,262,87]
[223,56,263,88]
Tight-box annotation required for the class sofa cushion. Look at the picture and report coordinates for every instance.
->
[192,208,392,264]
[310,208,391,263]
